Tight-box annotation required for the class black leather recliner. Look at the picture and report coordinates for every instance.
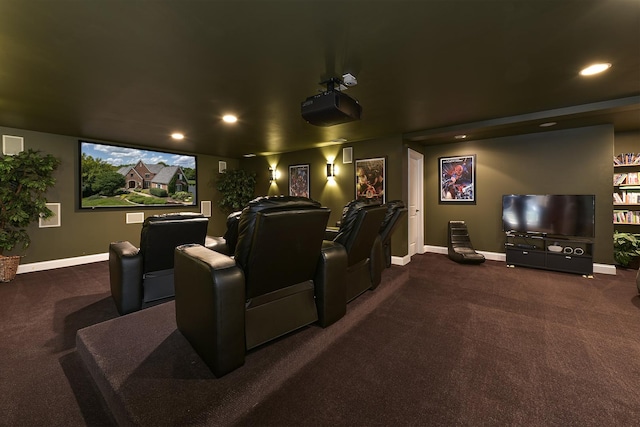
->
[109,212,209,315]
[447,220,485,264]
[325,200,387,302]
[379,200,408,268]
[174,196,348,377]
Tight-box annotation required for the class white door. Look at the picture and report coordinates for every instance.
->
[408,149,424,257]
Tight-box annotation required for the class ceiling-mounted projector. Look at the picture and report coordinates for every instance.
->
[301,77,362,126]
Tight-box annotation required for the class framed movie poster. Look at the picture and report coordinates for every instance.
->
[289,164,310,198]
[439,155,476,204]
[355,157,385,204]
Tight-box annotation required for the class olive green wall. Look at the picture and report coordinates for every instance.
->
[240,134,409,258]
[615,130,640,153]
[1,126,237,264]
[420,125,614,264]
[2,122,625,267]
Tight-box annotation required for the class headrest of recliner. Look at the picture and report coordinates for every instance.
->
[380,200,406,232]
[244,195,321,213]
[340,200,369,225]
[143,212,204,225]
[335,199,382,246]
[235,196,323,262]
[223,210,243,253]
[139,212,209,273]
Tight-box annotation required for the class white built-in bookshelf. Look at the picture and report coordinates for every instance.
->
[613,152,640,225]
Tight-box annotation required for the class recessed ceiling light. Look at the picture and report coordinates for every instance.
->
[243,153,256,158]
[330,138,347,143]
[454,134,467,139]
[171,133,184,140]
[579,63,612,76]
[222,114,238,123]
[539,122,557,127]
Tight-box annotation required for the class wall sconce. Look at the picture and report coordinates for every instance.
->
[269,167,276,182]
[326,163,335,179]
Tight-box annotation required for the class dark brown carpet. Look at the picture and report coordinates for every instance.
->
[2,254,640,426]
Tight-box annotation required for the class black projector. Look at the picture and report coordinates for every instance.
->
[301,90,362,126]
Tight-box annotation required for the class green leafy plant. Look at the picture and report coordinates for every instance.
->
[0,149,60,255]
[216,169,256,212]
[613,231,640,267]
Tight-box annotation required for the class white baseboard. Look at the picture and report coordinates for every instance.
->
[424,245,447,255]
[593,263,617,275]
[422,245,617,275]
[17,253,109,274]
[391,255,412,266]
[15,248,619,276]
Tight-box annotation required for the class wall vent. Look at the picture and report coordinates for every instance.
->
[39,203,61,228]
[201,200,212,217]
[343,147,353,164]
[2,135,24,155]
[126,212,145,224]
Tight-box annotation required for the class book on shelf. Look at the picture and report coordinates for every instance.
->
[614,210,640,224]
[628,172,639,185]
[614,153,640,166]
[614,192,624,203]
[614,173,628,185]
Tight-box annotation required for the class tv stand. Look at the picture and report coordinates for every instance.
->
[505,233,593,277]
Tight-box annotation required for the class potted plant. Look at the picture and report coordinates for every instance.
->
[216,169,256,213]
[0,149,60,281]
[613,231,640,269]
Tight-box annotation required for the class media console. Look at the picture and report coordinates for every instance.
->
[505,232,593,277]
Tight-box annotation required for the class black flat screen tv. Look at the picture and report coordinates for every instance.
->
[79,140,197,209]
[502,194,595,238]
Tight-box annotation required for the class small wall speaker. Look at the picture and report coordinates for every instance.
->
[126,212,145,224]
[219,161,227,173]
[343,147,353,164]
[2,135,24,155]
[39,203,61,228]
[201,200,212,218]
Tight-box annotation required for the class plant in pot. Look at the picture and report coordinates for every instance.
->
[613,231,640,269]
[0,149,60,282]
[216,169,256,213]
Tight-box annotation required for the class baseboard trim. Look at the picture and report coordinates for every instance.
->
[423,245,617,275]
[391,255,411,266]
[17,253,109,274]
[15,248,619,276]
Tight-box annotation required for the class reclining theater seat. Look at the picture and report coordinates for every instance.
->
[447,220,486,264]
[379,200,408,268]
[326,200,387,302]
[109,212,209,315]
[174,196,348,377]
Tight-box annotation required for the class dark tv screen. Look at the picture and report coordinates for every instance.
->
[502,195,595,238]
[79,140,197,209]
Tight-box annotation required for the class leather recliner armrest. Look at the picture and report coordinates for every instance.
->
[109,241,143,315]
[204,235,231,256]
[324,227,340,241]
[174,244,246,377]
[314,241,348,327]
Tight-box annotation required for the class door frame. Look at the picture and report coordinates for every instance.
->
[408,148,425,257]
